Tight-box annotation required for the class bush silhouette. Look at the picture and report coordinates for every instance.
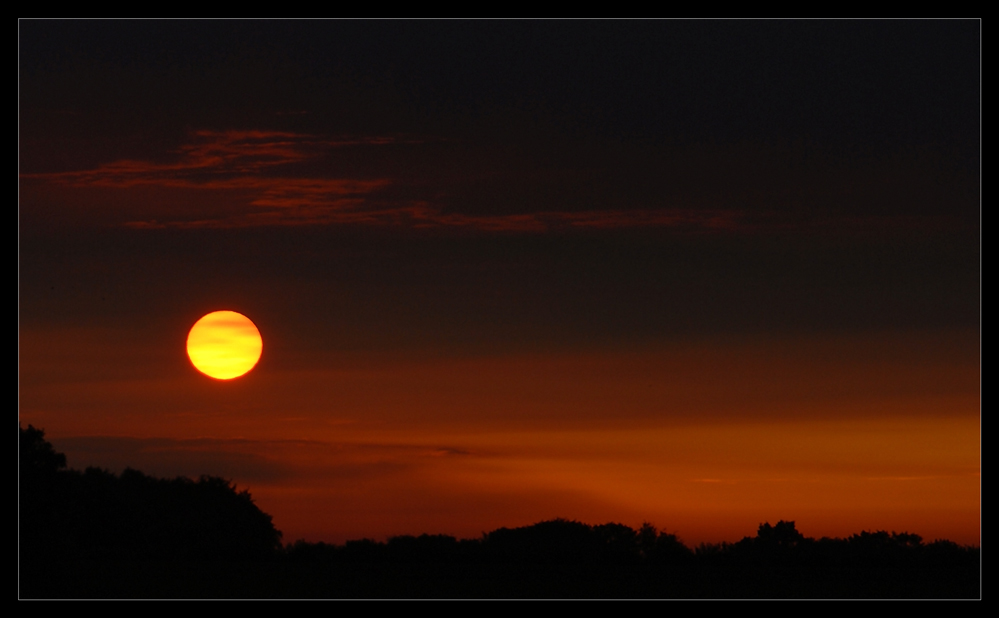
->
[19,425,281,562]
[20,425,979,598]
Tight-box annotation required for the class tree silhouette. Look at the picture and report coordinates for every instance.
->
[756,520,804,548]
[19,425,979,598]
[20,424,66,474]
[19,425,281,563]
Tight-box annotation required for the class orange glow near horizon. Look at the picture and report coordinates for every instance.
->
[240,413,979,547]
[22,329,980,547]
[186,311,263,380]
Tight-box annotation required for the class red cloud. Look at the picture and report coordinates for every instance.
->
[27,130,753,233]
[27,131,389,188]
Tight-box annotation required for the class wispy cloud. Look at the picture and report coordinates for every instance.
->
[27,129,753,232]
[421,208,746,233]
[30,130,403,188]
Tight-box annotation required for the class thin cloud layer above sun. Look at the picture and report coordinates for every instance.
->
[35,130,404,184]
[25,129,755,232]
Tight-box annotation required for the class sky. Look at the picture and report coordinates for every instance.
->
[19,20,980,546]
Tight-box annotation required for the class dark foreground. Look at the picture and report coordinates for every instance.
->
[21,554,980,599]
[20,426,980,599]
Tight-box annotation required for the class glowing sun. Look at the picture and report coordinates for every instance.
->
[186,311,263,380]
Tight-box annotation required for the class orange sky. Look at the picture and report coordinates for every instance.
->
[20,328,980,546]
[19,21,980,548]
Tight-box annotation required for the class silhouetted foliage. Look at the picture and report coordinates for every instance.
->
[20,424,67,475]
[20,425,281,565]
[485,519,609,563]
[638,522,693,563]
[274,519,976,598]
[19,426,979,598]
[757,520,805,548]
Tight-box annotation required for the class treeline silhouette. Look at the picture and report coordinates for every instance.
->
[20,425,281,562]
[20,425,979,598]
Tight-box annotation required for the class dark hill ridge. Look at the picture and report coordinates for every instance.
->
[19,425,979,598]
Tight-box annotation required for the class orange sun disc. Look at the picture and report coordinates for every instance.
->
[186,311,263,380]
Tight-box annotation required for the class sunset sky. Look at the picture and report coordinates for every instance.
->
[19,20,980,546]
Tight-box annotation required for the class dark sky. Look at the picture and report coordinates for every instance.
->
[19,20,980,545]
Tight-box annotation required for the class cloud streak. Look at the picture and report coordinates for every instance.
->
[26,129,761,232]
[31,130,403,187]
[32,130,953,234]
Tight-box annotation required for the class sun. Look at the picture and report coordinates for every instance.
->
[186,311,263,380]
